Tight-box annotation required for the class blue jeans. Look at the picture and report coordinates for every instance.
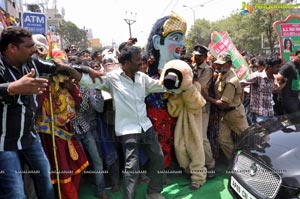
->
[256,115,274,122]
[94,122,120,188]
[76,130,106,194]
[243,95,253,125]
[0,137,54,199]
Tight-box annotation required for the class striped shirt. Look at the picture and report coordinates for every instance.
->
[72,87,91,135]
[0,55,56,151]
[71,87,105,135]
[246,70,275,116]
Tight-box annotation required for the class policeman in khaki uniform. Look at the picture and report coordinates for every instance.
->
[192,45,215,177]
[204,52,249,159]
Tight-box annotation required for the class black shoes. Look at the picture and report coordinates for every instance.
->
[207,168,216,179]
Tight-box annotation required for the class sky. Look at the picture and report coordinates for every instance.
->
[53,0,243,47]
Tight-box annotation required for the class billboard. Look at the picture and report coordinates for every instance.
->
[208,31,250,80]
[273,14,300,63]
[21,12,47,34]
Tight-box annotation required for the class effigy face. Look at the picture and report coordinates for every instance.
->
[146,12,187,73]
[156,31,184,64]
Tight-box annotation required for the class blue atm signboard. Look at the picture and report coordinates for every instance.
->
[21,12,47,34]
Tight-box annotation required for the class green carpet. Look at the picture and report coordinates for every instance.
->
[79,163,233,199]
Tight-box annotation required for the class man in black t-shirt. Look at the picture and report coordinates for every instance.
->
[276,49,300,114]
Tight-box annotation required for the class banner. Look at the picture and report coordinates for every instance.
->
[208,31,250,80]
[273,14,300,63]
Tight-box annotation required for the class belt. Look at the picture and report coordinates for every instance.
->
[220,104,241,113]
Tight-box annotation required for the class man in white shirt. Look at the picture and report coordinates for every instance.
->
[79,46,166,199]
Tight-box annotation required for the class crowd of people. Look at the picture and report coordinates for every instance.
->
[0,11,300,199]
[0,10,20,28]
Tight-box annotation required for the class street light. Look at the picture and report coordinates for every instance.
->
[183,5,195,24]
[182,4,204,24]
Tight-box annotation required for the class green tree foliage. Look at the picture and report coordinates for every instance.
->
[57,21,89,50]
[185,0,293,55]
[184,19,213,52]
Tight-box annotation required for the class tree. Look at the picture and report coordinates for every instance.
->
[185,19,213,52]
[184,0,293,55]
[57,21,89,50]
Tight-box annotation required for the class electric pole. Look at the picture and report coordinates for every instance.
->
[124,11,136,38]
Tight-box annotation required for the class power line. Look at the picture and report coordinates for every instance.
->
[160,0,174,17]
[200,0,222,8]
[201,0,219,5]
[189,0,221,8]
[171,0,180,10]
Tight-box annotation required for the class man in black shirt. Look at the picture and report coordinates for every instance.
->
[276,49,300,114]
[0,27,97,199]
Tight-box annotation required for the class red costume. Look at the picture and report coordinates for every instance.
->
[145,73,177,168]
[36,75,89,199]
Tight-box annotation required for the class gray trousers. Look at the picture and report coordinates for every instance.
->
[202,105,216,169]
[119,127,164,199]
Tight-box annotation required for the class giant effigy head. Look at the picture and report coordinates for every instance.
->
[146,12,187,76]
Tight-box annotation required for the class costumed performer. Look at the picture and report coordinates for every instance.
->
[145,12,186,175]
[160,59,207,190]
[36,47,89,199]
